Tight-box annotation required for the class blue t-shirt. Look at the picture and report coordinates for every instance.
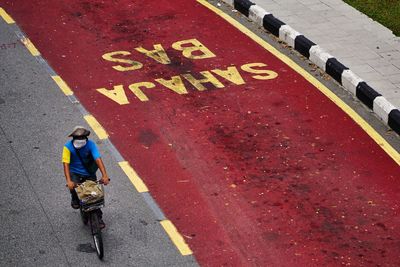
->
[62,140,101,176]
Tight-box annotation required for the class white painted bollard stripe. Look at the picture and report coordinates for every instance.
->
[342,70,363,95]
[279,25,300,48]
[309,45,333,71]
[249,5,269,26]
[374,96,396,124]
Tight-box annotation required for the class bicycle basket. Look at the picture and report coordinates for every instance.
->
[75,180,104,204]
[81,198,105,212]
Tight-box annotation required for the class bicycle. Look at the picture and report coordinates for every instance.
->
[76,181,105,259]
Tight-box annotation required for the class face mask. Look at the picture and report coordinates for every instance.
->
[73,139,87,149]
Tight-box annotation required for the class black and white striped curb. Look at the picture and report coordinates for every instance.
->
[222,0,400,135]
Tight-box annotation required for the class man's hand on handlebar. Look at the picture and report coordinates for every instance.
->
[66,180,76,190]
[100,175,110,185]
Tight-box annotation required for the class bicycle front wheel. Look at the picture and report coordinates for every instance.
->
[93,232,104,259]
[89,211,104,259]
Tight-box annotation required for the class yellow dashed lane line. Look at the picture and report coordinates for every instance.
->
[117,162,192,255]
[118,161,149,193]
[84,115,109,140]
[0,8,15,24]
[20,37,40,56]
[52,75,74,96]
[198,0,400,166]
[160,220,193,256]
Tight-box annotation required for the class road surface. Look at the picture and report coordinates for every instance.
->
[0,0,399,266]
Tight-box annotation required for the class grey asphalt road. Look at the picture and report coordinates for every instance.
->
[0,18,198,267]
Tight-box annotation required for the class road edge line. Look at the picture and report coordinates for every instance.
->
[20,37,40,56]
[83,114,109,140]
[118,161,149,193]
[52,75,74,96]
[160,220,193,256]
[0,7,15,24]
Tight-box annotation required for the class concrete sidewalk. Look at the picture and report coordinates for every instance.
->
[251,0,400,108]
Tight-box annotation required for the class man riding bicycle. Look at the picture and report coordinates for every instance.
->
[62,126,110,228]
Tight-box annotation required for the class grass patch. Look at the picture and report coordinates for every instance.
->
[343,0,400,36]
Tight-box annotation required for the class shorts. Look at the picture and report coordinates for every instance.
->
[70,172,97,184]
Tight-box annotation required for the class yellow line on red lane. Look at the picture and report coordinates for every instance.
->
[52,75,74,96]
[118,161,149,193]
[160,220,193,256]
[0,8,15,24]
[84,115,109,140]
[20,37,40,56]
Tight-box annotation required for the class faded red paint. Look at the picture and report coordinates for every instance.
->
[2,0,400,266]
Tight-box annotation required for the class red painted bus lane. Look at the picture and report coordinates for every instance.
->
[2,0,399,266]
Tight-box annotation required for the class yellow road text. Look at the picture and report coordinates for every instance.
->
[96,62,278,104]
[96,38,279,103]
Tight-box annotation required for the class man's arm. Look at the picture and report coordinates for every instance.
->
[63,163,75,190]
[95,158,110,185]
[90,141,110,185]
[62,146,75,190]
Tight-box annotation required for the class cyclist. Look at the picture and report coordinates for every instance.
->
[62,126,110,228]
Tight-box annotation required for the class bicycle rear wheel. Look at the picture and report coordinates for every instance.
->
[89,211,104,259]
